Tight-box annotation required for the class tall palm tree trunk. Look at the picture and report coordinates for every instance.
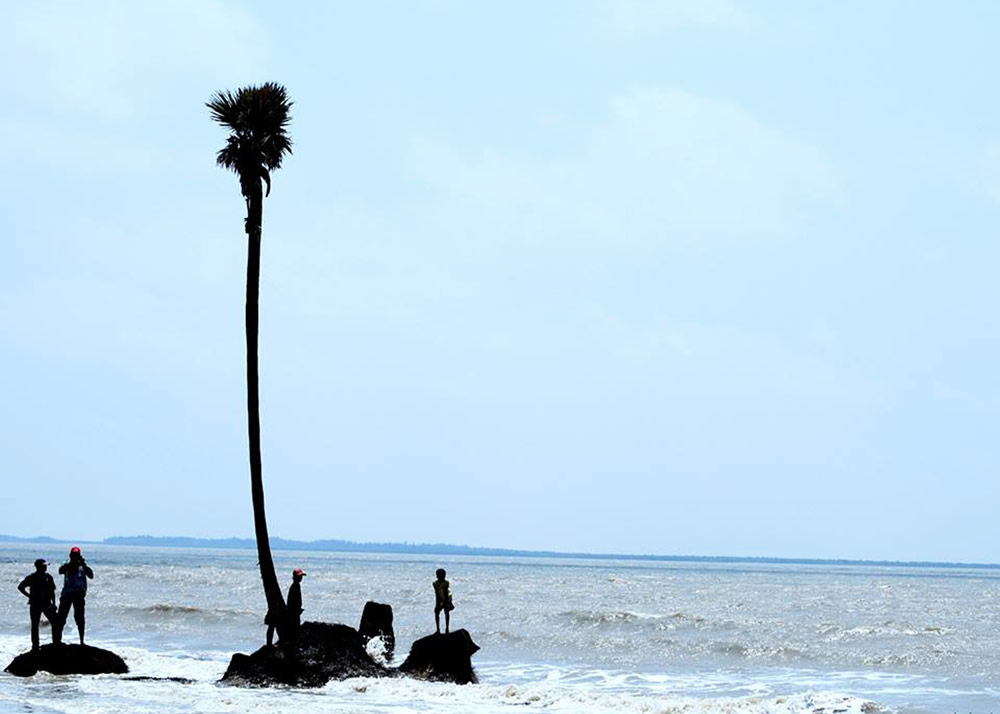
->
[209,82,293,645]
[245,184,286,631]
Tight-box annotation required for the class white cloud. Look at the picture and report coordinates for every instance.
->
[0,1,272,179]
[0,117,172,174]
[1,0,270,121]
[411,86,839,252]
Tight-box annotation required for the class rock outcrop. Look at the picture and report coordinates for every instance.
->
[399,630,480,684]
[5,643,129,677]
[358,601,395,661]
[4,608,478,687]
[221,621,389,687]
[222,607,479,688]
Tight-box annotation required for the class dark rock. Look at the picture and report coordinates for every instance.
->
[5,643,129,677]
[358,601,395,661]
[221,617,480,689]
[221,621,390,688]
[399,630,480,684]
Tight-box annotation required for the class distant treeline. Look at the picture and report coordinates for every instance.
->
[105,535,548,557]
[1,534,998,569]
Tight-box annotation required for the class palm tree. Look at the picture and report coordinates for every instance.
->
[208,83,293,638]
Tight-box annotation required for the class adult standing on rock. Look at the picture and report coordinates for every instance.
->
[56,547,93,645]
[285,568,306,651]
[265,568,306,649]
[17,558,59,651]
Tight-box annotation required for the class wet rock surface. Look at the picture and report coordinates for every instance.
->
[358,601,395,661]
[222,612,479,688]
[221,621,388,687]
[399,630,481,684]
[5,643,129,677]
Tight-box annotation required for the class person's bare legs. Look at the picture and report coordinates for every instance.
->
[435,610,441,634]
[74,598,85,645]
[444,609,450,634]
[56,596,71,644]
[30,606,42,651]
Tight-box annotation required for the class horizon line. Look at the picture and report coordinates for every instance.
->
[1,533,998,570]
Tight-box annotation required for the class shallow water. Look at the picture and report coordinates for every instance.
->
[1,543,998,713]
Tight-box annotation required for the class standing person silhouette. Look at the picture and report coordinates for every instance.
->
[265,568,306,649]
[17,558,59,650]
[56,547,94,645]
[433,568,454,634]
[284,568,306,651]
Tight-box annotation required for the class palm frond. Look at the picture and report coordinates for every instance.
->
[208,82,293,193]
[216,136,242,172]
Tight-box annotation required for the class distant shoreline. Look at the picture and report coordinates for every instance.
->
[2,533,997,570]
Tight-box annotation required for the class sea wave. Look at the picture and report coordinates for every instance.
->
[123,604,254,619]
[563,609,645,625]
[0,669,887,714]
[320,676,887,714]
[561,609,683,628]
[136,604,204,614]
[819,622,952,642]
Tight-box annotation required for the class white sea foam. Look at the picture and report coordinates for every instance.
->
[0,634,887,714]
[364,634,391,666]
[2,663,885,714]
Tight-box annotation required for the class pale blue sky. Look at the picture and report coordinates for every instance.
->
[2,1,998,561]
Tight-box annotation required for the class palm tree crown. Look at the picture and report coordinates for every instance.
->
[207,82,293,198]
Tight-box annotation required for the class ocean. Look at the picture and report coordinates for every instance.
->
[0,543,997,713]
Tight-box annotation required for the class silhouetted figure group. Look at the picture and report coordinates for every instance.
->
[18,551,460,655]
[17,547,94,650]
[260,566,459,649]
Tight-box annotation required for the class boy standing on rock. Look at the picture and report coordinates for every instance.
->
[17,558,59,650]
[433,568,454,634]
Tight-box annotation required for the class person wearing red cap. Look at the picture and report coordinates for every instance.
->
[264,567,306,649]
[56,546,94,645]
[17,558,58,650]
[284,568,306,651]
